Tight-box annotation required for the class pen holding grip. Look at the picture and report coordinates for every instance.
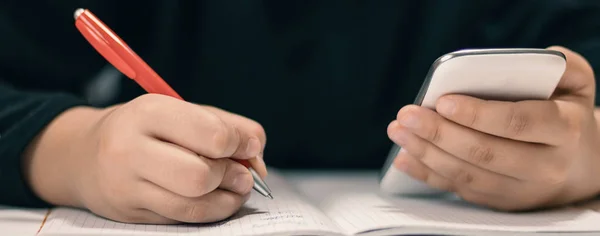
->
[74,8,270,197]
[236,159,264,177]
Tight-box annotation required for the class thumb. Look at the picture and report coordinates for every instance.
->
[548,46,596,107]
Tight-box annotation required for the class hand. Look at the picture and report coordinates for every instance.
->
[387,46,600,211]
[24,94,267,223]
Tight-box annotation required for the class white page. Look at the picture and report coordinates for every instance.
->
[287,171,600,235]
[39,171,342,236]
[0,206,49,236]
[320,193,600,235]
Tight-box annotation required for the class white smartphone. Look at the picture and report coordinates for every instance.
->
[379,48,567,195]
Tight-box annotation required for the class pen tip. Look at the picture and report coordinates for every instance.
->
[267,194,273,200]
[74,8,85,20]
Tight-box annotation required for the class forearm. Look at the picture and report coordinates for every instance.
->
[0,85,89,207]
[22,106,109,208]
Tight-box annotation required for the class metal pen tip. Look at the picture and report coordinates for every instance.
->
[249,167,273,199]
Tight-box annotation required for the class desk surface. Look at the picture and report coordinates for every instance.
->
[1,170,599,236]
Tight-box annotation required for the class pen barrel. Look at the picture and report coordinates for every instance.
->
[236,159,252,168]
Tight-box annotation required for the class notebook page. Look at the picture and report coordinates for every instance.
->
[320,193,600,235]
[0,206,49,235]
[39,171,342,236]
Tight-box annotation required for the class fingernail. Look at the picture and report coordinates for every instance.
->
[246,138,261,157]
[437,98,456,116]
[392,130,410,145]
[232,171,253,194]
[399,113,419,129]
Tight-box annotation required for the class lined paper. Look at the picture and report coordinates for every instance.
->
[320,193,600,235]
[0,206,49,235]
[33,169,600,236]
[39,172,342,236]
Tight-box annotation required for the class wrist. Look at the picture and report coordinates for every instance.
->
[22,105,112,208]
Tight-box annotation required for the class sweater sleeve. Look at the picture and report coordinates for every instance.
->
[0,2,108,207]
[0,84,88,207]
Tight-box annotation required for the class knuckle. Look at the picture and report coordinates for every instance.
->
[406,141,427,160]
[412,145,427,159]
[504,106,530,137]
[130,94,163,115]
[467,143,496,166]
[428,124,443,144]
[466,105,479,127]
[452,169,475,185]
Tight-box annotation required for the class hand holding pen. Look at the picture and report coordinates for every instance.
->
[34,8,273,224]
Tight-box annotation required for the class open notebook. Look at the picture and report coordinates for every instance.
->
[38,171,600,236]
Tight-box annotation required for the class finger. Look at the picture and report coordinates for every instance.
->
[132,140,252,197]
[393,149,455,192]
[434,96,569,145]
[391,132,537,211]
[393,145,524,211]
[202,106,268,177]
[138,180,248,223]
[395,105,554,180]
[393,148,429,181]
[217,158,254,195]
[130,94,258,159]
[200,106,266,162]
[389,120,521,195]
[547,46,595,106]
[394,150,527,211]
[202,106,267,151]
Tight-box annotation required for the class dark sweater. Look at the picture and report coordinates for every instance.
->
[1,0,600,207]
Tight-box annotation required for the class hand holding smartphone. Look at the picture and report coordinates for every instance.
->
[379,48,567,195]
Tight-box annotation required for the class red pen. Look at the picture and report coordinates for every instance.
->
[73,8,272,199]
